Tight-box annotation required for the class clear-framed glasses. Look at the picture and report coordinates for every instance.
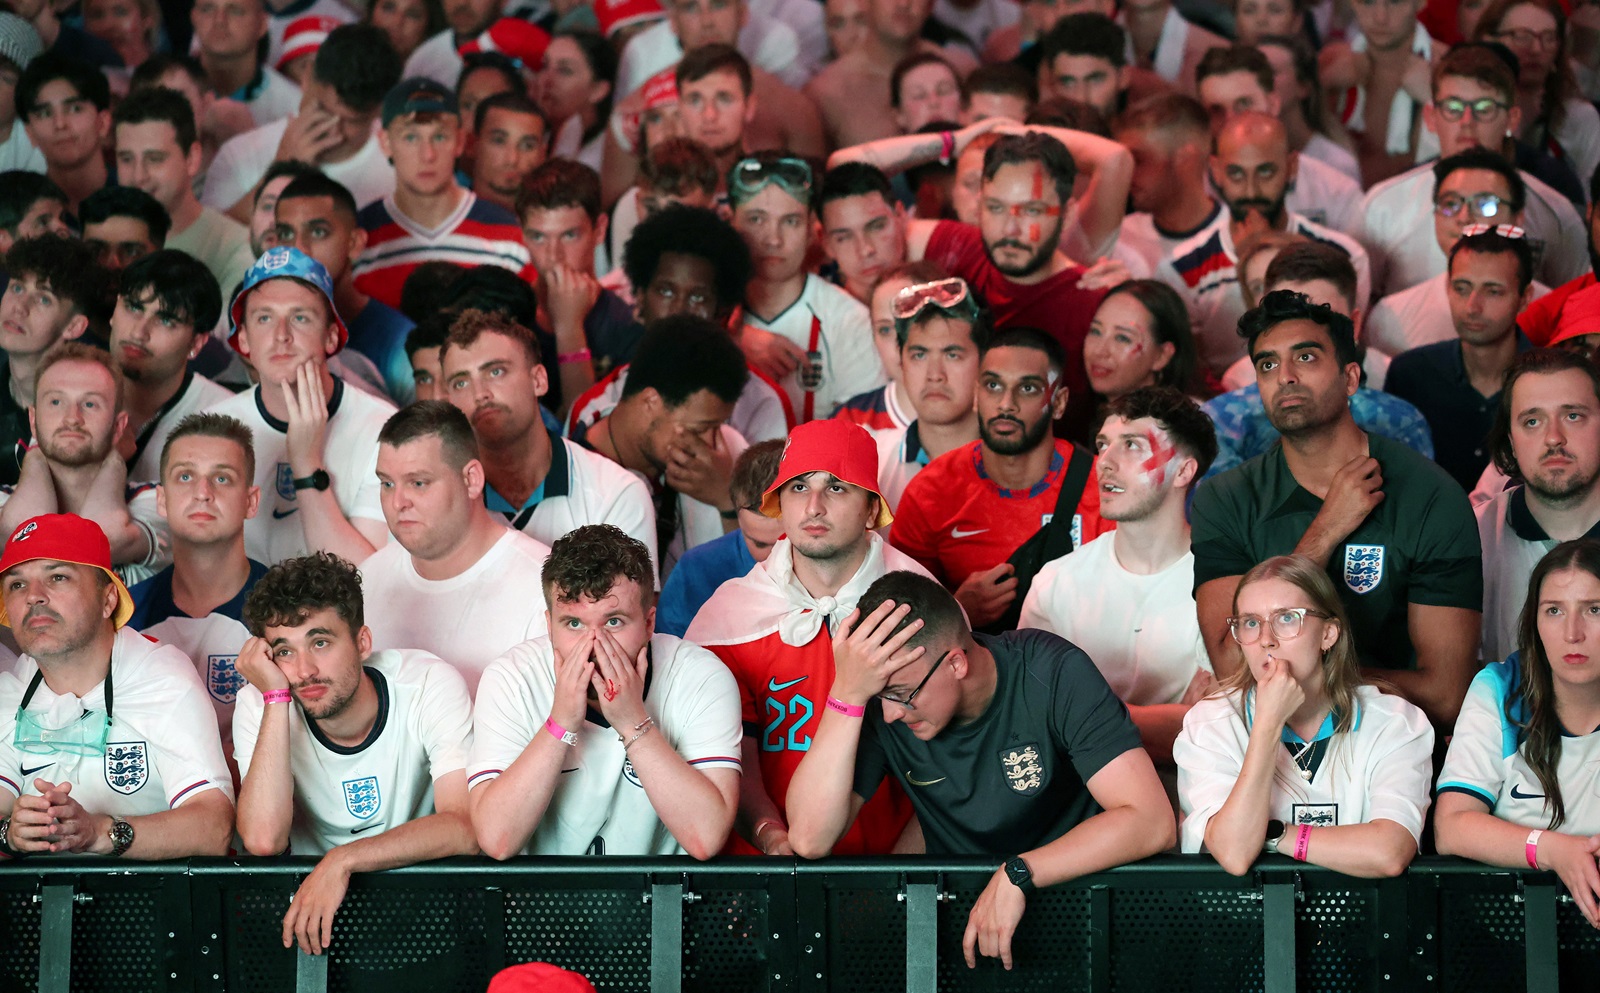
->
[1434,192,1512,221]
[877,650,952,708]
[1433,96,1510,122]
[891,278,980,324]
[1227,608,1331,646]
[1494,27,1561,50]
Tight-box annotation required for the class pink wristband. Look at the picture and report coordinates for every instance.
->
[262,688,292,705]
[1292,824,1312,862]
[826,696,866,718]
[1526,829,1543,869]
[545,718,578,746]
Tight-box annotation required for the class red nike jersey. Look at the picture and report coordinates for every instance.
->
[889,439,1112,589]
[708,629,913,856]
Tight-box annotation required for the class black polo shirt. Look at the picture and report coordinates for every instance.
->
[1385,335,1532,491]
[852,629,1141,857]
[1191,432,1483,670]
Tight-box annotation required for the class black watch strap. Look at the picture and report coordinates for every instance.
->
[292,468,330,491]
[1004,855,1035,893]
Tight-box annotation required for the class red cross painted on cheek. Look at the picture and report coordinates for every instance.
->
[1139,429,1176,477]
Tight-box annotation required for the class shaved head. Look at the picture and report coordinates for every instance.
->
[1211,111,1296,228]
[1214,110,1290,160]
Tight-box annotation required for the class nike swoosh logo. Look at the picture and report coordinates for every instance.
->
[1510,784,1546,800]
[20,764,52,777]
[950,527,987,538]
[768,675,808,693]
[560,767,580,774]
[349,821,384,834]
[906,773,946,787]
[272,507,299,519]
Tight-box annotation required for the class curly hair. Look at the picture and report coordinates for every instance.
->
[244,552,365,637]
[5,235,110,325]
[1236,289,1358,368]
[443,307,542,366]
[622,204,753,312]
[1104,386,1219,481]
[543,524,656,608]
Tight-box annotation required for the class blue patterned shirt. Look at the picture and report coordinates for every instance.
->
[1201,386,1435,480]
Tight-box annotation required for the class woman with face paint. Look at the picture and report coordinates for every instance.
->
[1173,555,1434,877]
[1083,280,1199,401]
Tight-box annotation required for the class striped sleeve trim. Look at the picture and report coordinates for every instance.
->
[170,780,217,808]
[1436,782,1497,807]
[0,775,18,798]
[468,769,503,788]
[688,756,742,768]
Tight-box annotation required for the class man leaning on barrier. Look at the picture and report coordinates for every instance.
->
[0,513,235,860]
[785,570,1176,970]
[233,551,478,955]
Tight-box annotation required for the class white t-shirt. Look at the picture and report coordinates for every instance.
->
[359,529,551,698]
[1303,133,1361,185]
[402,30,463,89]
[0,123,45,173]
[1438,657,1600,834]
[166,208,257,314]
[1174,685,1434,853]
[233,648,473,855]
[1555,100,1600,203]
[130,372,235,484]
[204,378,395,565]
[744,274,885,423]
[0,627,234,816]
[484,431,659,576]
[1366,273,1551,357]
[467,634,743,855]
[932,0,1020,49]
[1285,155,1364,239]
[1360,163,1588,297]
[202,119,396,213]
[1115,203,1222,286]
[241,67,303,127]
[1017,530,1210,706]
[615,15,807,98]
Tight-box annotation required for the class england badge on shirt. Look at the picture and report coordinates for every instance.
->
[999,743,1043,796]
[343,776,382,819]
[207,655,245,703]
[105,742,149,795]
[275,463,297,501]
[1343,544,1385,594]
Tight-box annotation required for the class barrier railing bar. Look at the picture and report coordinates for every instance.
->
[1089,884,1111,993]
[294,948,327,993]
[902,879,938,993]
[1261,877,1296,993]
[649,877,684,993]
[1523,877,1559,993]
[37,882,75,993]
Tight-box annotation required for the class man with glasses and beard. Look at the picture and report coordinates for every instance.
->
[1476,350,1600,664]
[889,327,1112,629]
[902,131,1118,442]
[1153,112,1369,381]
[1191,291,1482,732]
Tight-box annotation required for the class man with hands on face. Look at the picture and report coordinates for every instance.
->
[204,247,395,566]
[785,570,1174,970]
[468,525,742,859]
[0,344,172,586]
[0,513,235,862]
[233,551,476,956]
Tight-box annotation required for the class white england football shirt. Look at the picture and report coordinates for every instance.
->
[467,634,742,856]
[0,627,234,816]
[233,648,473,855]
[129,371,234,483]
[360,529,551,697]
[743,274,885,423]
[204,378,395,565]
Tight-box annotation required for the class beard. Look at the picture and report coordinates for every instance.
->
[1526,456,1600,505]
[1264,384,1342,438]
[983,218,1064,279]
[1225,193,1288,228]
[40,429,112,468]
[979,409,1053,456]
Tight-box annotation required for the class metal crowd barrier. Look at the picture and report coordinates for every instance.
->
[0,855,1596,992]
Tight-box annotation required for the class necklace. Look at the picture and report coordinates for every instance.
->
[1289,739,1317,781]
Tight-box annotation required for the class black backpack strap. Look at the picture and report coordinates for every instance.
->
[1039,444,1095,562]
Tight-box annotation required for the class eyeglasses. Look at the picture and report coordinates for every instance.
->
[1459,222,1527,239]
[729,156,814,204]
[1227,608,1331,646]
[891,278,980,324]
[1434,192,1513,221]
[877,650,951,708]
[1433,97,1510,122]
[1494,28,1561,50]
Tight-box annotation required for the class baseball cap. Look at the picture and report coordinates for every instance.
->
[486,963,598,993]
[227,247,350,355]
[381,77,459,128]
[460,19,550,70]
[595,0,664,39]
[1548,282,1600,348]
[760,419,893,529]
[275,15,341,72]
[0,13,42,72]
[0,515,134,629]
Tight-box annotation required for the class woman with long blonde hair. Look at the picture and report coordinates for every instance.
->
[1174,555,1433,876]
[1436,539,1600,930]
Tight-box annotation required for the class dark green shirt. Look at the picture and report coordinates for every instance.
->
[852,630,1142,857]
[1190,433,1482,670]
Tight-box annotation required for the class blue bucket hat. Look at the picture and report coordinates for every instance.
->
[228,247,349,355]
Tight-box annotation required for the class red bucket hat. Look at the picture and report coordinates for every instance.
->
[760,419,892,529]
[0,514,134,629]
[486,963,598,993]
